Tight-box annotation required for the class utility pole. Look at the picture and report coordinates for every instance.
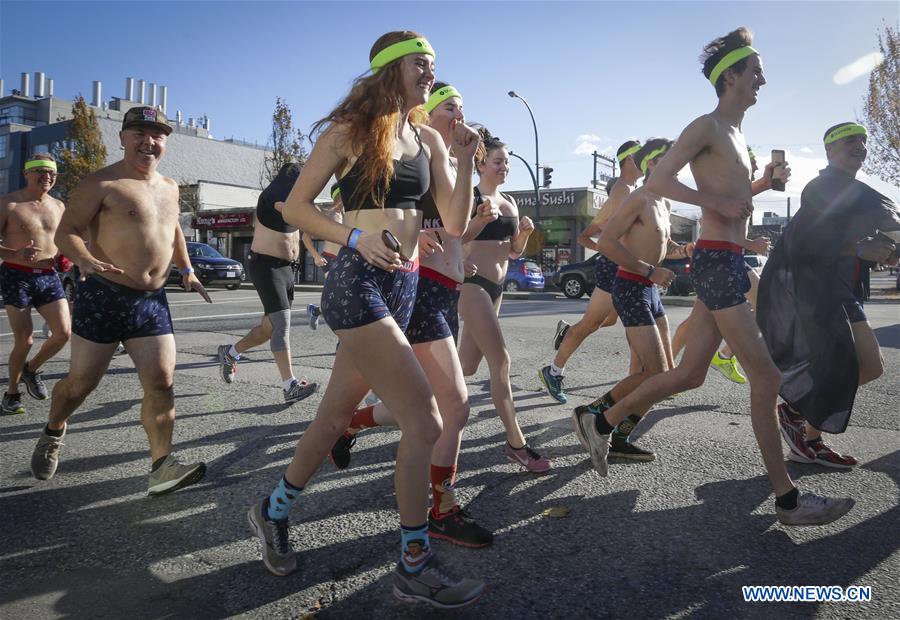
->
[786,196,791,221]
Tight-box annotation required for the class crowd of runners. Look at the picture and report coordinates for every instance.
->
[1,26,898,610]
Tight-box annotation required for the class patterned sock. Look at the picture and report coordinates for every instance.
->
[549,362,564,377]
[612,414,642,440]
[228,344,241,360]
[349,406,377,432]
[400,522,431,573]
[266,475,303,521]
[430,464,458,518]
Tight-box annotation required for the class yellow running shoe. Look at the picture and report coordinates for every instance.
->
[710,352,747,384]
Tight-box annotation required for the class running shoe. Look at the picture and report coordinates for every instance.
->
[22,364,49,400]
[284,379,317,404]
[609,434,656,461]
[777,403,816,461]
[539,365,567,404]
[31,426,65,479]
[330,432,357,470]
[775,492,855,526]
[364,391,381,407]
[115,343,127,356]
[247,499,297,576]
[553,320,570,351]
[217,344,237,384]
[1,392,26,416]
[575,410,610,477]
[505,443,551,473]
[41,322,51,338]
[393,555,485,609]
[307,304,321,330]
[429,506,493,548]
[709,351,747,384]
[147,455,206,496]
[787,439,858,469]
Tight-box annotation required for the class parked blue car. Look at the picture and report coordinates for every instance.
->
[504,258,544,292]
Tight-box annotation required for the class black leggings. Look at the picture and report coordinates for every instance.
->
[464,275,502,303]
[247,251,296,314]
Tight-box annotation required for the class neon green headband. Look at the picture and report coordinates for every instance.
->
[709,46,758,87]
[824,123,867,145]
[331,185,341,200]
[616,144,641,163]
[747,146,756,160]
[25,159,57,172]
[640,146,669,174]
[424,86,462,113]
[370,37,435,73]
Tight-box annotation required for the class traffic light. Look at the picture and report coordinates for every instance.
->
[542,166,553,188]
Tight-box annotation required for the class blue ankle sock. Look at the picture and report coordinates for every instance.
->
[266,476,303,521]
[400,522,431,573]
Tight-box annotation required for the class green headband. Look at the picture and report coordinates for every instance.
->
[370,37,435,73]
[25,159,57,172]
[424,86,462,113]
[747,146,756,160]
[824,123,867,145]
[331,185,341,200]
[709,46,758,87]
[640,146,669,174]
[616,144,641,163]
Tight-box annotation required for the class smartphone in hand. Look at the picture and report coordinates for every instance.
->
[381,229,405,261]
[771,149,785,192]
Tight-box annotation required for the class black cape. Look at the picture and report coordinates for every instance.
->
[757,166,900,433]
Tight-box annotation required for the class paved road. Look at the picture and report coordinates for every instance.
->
[1,274,898,619]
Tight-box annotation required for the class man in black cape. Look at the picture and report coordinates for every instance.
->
[757,122,899,469]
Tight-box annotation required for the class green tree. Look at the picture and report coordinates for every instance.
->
[53,96,108,202]
[860,24,900,186]
[261,96,307,185]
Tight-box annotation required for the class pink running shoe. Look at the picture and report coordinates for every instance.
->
[777,403,816,461]
[788,438,858,469]
[505,443,551,473]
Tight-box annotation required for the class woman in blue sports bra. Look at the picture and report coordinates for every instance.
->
[458,129,551,473]
[246,31,485,606]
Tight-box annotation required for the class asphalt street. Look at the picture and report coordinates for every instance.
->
[1,274,898,619]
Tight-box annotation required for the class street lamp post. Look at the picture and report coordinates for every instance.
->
[508,91,540,223]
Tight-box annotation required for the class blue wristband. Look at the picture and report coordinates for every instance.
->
[347,228,363,250]
[180,266,194,276]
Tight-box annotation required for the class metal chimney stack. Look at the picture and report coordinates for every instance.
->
[176,110,182,124]
[0,79,4,97]
[125,77,134,101]
[137,80,146,104]
[92,81,102,107]
[188,117,195,128]
[203,115,211,132]
[47,78,54,96]
[20,73,30,97]
[34,72,46,97]
[159,85,168,113]
[149,83,157,107]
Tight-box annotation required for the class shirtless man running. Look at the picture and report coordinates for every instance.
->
[30,106,208,496]
[573,139,691,465]
[578,27,853,525]
[0,153,70,415]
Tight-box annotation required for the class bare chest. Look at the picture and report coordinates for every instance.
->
[5,201,61,235]
[102,182,178,225]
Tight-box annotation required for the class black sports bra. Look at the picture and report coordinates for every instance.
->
[473,187,518,241]
[419,187,443,229]
[256,162,300,233]
[338,125,430,212]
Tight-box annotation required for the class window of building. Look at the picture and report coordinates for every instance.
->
[0,134,7,158]
[0,169,8,194]
[33,144,49,154]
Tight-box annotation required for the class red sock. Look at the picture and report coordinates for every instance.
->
[349,406,377,432]
[430,464,457,518]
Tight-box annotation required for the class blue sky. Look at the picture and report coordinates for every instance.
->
[2,1,897,217]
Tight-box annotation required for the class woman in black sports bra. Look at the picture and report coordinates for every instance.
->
[458,129,552,473]
[246,31,485,604]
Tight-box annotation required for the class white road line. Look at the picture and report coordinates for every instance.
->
[171,311,266,322]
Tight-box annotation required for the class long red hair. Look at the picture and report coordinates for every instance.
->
[312,31,429,208]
